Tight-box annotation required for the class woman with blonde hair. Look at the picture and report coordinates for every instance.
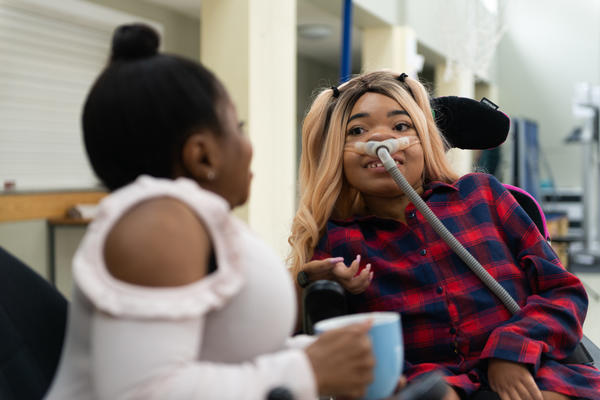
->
[289,70,600,399]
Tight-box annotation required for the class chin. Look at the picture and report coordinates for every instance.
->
[235,193,251,208]
[363,187,405,197]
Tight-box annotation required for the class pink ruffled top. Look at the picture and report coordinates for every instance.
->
[74,176,246,319]
[45,176,317,400]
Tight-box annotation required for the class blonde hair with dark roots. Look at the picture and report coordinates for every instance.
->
[288,71,459,272]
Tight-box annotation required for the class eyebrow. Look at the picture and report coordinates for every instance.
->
[347,112,368,123]
[347,110,409,123]
[387,110,409,117]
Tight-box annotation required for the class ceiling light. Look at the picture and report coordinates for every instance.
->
[298,24,333,40]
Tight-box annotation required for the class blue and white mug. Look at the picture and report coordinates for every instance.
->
[314,312,403,400]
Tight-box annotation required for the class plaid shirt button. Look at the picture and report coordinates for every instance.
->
[436,286,443,294]
[420,249,427,256]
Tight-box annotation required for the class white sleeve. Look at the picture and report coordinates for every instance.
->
[91,312,318,400]
[285,334,317,350]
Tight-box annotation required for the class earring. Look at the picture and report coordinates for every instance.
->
[206,170,216,181]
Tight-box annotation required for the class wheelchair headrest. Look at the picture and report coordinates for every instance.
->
[431,96,510,150]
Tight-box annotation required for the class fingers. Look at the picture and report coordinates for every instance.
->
[521,377,543,400]
[493,377,542,400]
[306,325,374,398]
[488,359,543,400]
[303,257,344,281]
[304,257,344,273]
[507,386,523,400]
[495,385,522,400]
[331,254,374,294]
[346,264,372,294]
[353,317,374,333]
[336,255,360,279]
[337,321,374,361]
[497,390,511,400]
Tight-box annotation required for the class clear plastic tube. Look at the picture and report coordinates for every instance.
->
[344,136,420,155]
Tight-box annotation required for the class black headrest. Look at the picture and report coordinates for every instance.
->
[431,96,510,150]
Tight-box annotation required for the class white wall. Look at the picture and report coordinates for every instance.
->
[497,0,600,189]
[85,0,200,60]
[296,55,339,184]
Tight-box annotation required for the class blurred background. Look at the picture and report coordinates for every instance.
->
[1,0,600,342]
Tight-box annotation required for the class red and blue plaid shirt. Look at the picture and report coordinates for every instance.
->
[313,173,600,398]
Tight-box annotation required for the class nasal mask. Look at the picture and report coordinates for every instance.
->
[344,136,420,157]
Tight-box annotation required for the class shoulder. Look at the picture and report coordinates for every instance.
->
[104,196,211,287]
[451,173,508,199]
[72,178,249,318]
[454,172,502,189]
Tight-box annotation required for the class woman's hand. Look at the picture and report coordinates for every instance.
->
[331,255,372,294]
[301,255,373,294]
[305,320,375,398]
[300,257,344,282]
[488,358,543,400]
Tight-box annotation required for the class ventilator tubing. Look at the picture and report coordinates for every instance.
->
[373,143,521,315]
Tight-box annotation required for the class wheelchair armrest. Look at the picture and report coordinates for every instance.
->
[581,335,600,366]
[302,280,348,334]
[563,335,600,367]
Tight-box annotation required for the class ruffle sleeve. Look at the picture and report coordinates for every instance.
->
[72,176,245,319]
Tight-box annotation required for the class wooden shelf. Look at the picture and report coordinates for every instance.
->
[0,191,106,222]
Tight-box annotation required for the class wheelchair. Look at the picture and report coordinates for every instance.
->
[300,96,600,400]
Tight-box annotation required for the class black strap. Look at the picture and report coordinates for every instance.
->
[562,339,594,365]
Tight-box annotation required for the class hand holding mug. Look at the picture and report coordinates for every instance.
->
[315,312,403,400]
[305,319,375,398]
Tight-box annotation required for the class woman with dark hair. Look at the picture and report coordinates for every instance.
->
[44,24,376,400]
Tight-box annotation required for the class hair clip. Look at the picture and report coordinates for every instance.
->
[398,73,408,82]
[331,86,340,98]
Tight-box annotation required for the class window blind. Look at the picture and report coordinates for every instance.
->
[0,0,161,191]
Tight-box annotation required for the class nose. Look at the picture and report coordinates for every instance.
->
[365,130,396,143]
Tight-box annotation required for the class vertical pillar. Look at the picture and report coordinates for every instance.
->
[435,64,475,175]
[201,0,297,258]
[361,25,418,74]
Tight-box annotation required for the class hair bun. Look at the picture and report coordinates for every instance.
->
[110,23,159,62]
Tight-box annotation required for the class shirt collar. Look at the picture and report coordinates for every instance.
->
[422,179,459,199]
